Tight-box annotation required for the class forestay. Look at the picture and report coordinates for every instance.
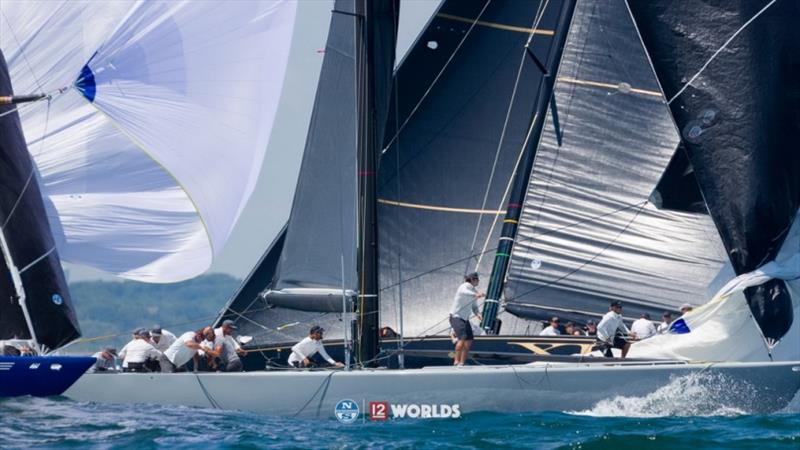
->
[0,0,296,282]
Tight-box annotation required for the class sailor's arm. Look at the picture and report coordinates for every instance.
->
[318,344,344,368]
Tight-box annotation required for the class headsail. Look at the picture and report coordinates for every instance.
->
[0,51,79,350]
[627,0,800,342]
[1,0,297,282]
[501,0,728,326]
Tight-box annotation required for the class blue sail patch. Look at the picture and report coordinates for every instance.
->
[75,64,96,102]
[669,318,691,334]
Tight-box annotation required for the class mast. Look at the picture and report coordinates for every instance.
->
[481,0,577,334]
[354,0,398,366]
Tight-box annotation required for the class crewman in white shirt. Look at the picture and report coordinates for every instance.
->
[449,272,485,366]
[288,326,344,368]
[657,311,673,334]
[118,329,163,372]
[539,317,561,336]
[630,313,657,340]
[596,301,632,358]
[163,329,205,372]
[150,327,177,352]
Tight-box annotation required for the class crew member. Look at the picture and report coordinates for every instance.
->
[657,311,673,333]
[89,347,117,373]
[287,326,344,368]
[150,326,177,352]
[539,317,561,336]
[163,329,206,372]
[448,272,484,366]
[596,301,632,358]
[630,312,656,340]
[214,319,246,372]
[119,329,163,372]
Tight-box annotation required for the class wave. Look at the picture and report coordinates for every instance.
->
[568,372,758,418]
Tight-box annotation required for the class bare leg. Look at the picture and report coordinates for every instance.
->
[460,339,473,365]
[453,340,464,365]
[622,342,631,358]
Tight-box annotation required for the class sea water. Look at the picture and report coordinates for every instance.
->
[1,376,798,449]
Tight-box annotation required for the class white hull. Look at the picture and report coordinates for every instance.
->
[65,361,800,417]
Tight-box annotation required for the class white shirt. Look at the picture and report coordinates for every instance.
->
[288,336,335,366]
[164,331,198,367]
[596,310,630,343]
[118,339,162,367]
[657,321,671,333]
[630,318,656,340]
[151,329,177,352]
[449,282,480,319]
[89,352,116,373]
[539,326,561,336]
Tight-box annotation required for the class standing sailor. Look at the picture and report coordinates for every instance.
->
[657,311,673,333]
[449,272,484,366]
[630,313,656,340]
[596,301,632,358]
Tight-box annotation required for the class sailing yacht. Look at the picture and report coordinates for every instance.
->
[60,0,800,416]
[0,0,296,395]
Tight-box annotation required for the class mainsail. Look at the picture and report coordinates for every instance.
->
[1,0,296,283]
[627,0,799,343]
[379,0,580,336]
[0,51,79,350]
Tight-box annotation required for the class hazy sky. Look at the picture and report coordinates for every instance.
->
[65,0,441,282]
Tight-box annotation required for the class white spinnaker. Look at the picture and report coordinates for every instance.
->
[1,1,296,282]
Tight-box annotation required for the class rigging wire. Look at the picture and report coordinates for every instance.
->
[381,0,493,153]
[468,0,550,272]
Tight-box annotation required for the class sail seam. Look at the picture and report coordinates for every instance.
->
[436,13,555,36]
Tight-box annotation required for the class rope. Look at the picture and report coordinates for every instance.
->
[194,373,222,409]
[667,0,777,104]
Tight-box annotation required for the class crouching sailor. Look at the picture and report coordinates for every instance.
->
[287,326,344,368]
[163,329,206,372]
[596,301,632,358]
[119,328,163,372]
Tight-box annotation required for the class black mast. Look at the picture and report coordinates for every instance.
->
[355,0,398,366]
[481,0,576,334]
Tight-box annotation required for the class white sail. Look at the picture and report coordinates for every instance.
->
[0,0,297,282]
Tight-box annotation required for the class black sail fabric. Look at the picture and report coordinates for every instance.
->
[501,0,728,326]
[627,0,800,341]
[378,0,570,335]
[0,50,80,350]
[272,0,361,293]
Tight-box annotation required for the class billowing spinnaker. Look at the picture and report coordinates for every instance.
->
[1,0,296,282]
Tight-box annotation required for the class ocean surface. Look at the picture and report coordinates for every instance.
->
[1,381,798,449]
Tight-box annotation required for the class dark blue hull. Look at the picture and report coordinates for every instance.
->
[0,356,94,397]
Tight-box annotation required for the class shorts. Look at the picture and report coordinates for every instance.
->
[449,316,474,341]
[596,335,628,358]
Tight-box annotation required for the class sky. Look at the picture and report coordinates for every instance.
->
[65,0,441,283]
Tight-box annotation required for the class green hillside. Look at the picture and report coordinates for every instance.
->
[67,273,241,354]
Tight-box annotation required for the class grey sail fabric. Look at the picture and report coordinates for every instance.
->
[378,0,568,336]
[627,0,800,341]
[0,50,80,350]
[272,0,361,293]
[501,0,728,325]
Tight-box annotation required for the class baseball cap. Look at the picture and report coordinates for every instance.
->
[104,347,118,356]
[150,326,162,336]
[310,325,325,334]
[222,319,238,330]
[610,300,623,308]
[465,271,479,281]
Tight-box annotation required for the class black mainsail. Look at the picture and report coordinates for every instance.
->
[628,0,800,342]
[0,50,80,351]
